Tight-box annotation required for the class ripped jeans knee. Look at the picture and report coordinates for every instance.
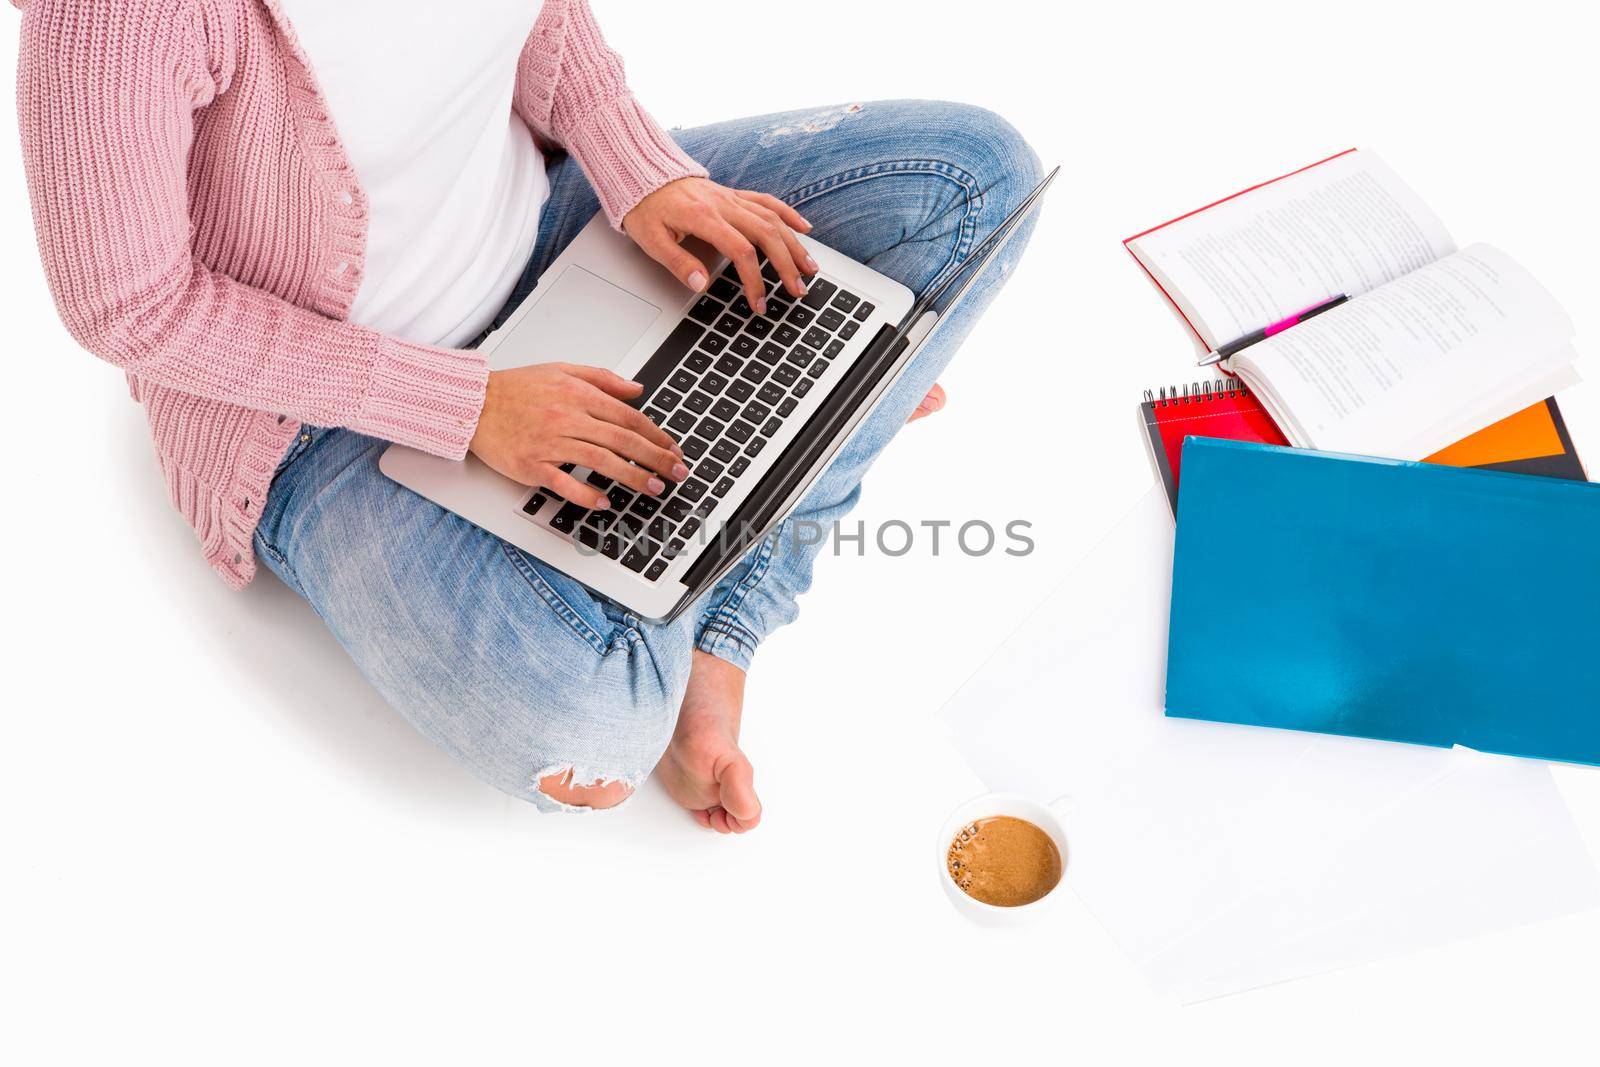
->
[535,766,637,812]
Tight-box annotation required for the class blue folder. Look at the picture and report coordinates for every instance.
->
[1166,437,1600,765]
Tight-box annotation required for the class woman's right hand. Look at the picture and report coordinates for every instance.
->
[468,363,687,510]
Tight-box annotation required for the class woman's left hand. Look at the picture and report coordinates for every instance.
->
[622,177,816,313]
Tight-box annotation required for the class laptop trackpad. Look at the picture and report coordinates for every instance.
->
[490,266,661,371]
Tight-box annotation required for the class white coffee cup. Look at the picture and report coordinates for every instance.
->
[936,792,1071,924]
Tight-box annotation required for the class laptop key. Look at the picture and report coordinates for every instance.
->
[647,517,672,543]
[713,477,736,497]
[802,327,830,349]
[730,296,754,317]
[726,420,755,444]
[629,496,660,518]
[711,439,739,463]
[730,334,757,358]
[785,347,811,367]
[757,382,785,406]
[668,369,696,393]
[685,392,713,415]
[741,401,771,423]
[696,417,725,439]
[710,398,739,422]
[621,542,656,573]
[714,354,743,376]
[744,436,768,458]
[773,323,801,347]
[663,498,693,522]
[852,300,874,320]
[644,559,668,581]
[693,498,716,519]
[791,377,814,398]
[773,364,800,386]
[777,397,798,417]
[823,339,845,359]
[817,309,845,332]
[585,471,613,490]
[575,525,601,551]
[762,416,782,436]
[756,342,785,366]
[729,457,750,477]
[642,407,666,425]
[700,373,729,394]
[678,478,709,502]
[830,290,859,314]
[709,276,739,301]
[654,388,682,410]
[550,502,588,533]
[839,320,860,339]
[726,379,755,402]
[695,459,725,483]
[745,316,773,339]
[714,313,743,336]
[667,410,697,434]
[800,277,836,309]
[740,362,770,384]
[681,435,709,460]
[808,358,828,378]
[521,494,547,517]
[687,295,722,325]
[680,518,701,539]
[601,533,623,560]
[699,332,727,354]
[663,538,687,560]
[785,305,814,327]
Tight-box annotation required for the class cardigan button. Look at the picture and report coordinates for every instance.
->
[332,261,349,276]
[337,190,354,206]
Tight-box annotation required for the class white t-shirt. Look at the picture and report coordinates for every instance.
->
[279,1,550,348]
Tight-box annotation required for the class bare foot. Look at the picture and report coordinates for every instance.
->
[657,651,761,833]
[909,382,946,423]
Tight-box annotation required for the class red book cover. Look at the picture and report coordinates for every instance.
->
[1140,382,1287,514]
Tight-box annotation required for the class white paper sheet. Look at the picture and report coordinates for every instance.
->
[941,485,1599,1001]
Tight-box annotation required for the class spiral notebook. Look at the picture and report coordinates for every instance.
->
[1140,382,1586,514]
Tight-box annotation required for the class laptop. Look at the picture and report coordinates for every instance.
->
[381,168,1056,622]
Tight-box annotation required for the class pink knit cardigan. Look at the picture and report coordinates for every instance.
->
[12,0,707,587]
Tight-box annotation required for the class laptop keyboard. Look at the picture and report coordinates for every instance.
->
[520,256,876,582]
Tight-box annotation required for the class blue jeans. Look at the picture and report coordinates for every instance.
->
[255,100,1041,811]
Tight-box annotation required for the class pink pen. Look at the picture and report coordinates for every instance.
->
[1199,294,1350,366]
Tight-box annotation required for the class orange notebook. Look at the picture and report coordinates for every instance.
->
[1141,382,1585,514]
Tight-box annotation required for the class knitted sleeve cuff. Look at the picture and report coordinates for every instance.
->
[563,92,709,229]
[353,337,489,459]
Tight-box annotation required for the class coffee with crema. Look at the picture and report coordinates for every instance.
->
[946,816,1062,907]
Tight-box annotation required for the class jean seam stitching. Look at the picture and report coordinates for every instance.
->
[499,541,610,655]
[783,159,985,288]
[697,526,779,652]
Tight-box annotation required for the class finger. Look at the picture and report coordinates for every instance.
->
[631,219,711,292]
[706,806,734,834]
[732,203,806,300]
[575,419,683,488]
[691,809,713,830]
[586,389,684,459]
[562,440,667,497]
[565,364,646,402]
[738,190,812,234]
[540,464,611,510]
[692,216,765,313]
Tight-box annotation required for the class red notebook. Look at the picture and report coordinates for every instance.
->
[1140,381,1285,514]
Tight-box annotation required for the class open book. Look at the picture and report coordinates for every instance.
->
[1125,150,1580,460]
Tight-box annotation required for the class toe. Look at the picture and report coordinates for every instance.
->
[715,752,761,824]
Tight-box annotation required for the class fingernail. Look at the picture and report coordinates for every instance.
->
[803,255,819,273]
[687,271,707,291]
[754,297,767,314]
[672,463,689,481]
[596,497,611,511]
[798,215,813,231]
[647,477,666,495]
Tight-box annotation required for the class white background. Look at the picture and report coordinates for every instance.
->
[4,1,1597,1063]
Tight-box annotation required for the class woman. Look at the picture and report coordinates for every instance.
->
[14,0,1040,828]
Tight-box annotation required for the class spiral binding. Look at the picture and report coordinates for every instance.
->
[1142,379,1251,408]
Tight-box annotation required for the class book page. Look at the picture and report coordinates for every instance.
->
[1236,244,1577,459]
[1127,151,1456,348]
